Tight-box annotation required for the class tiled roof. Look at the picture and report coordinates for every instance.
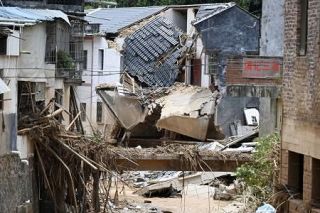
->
[123,16,186,87]
[193,3,235,25]
[85,6,165,34]
[0,7,70,24]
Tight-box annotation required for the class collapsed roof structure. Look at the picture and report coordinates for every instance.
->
[123,16,187,87]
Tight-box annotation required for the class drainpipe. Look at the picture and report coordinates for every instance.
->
[90,36,94,121]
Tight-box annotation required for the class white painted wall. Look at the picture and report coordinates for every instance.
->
[0,22,69,158]
[260,0,284,57]
[164,8,187,32]
[77,35,122,135]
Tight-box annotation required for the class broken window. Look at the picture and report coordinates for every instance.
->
[18,81,39,119]
[83,50,88,70]
[0,69,3,110]
[288,152,304,196]
[98,49,104,71]
[96,101,102,123]
[0,35,7,55]
[80,103,86,121]
[299,0,308,55]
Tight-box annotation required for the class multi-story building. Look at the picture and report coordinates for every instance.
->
[0,6,83,212]
[281,0,320,212]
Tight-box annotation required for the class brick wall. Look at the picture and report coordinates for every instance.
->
[283,0,320,123]
[226,58,281,85]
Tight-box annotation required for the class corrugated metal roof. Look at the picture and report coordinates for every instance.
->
[123,16,186,87]
[0,79,10,94]
[193,3,235,25]
[0,7,70,25]
[85,6,165,34]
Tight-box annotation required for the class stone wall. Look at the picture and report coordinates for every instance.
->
[0,154,34,213]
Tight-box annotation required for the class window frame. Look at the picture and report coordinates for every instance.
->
[96,101,103,123]
[98,49,104,71]
[299,0,308,56]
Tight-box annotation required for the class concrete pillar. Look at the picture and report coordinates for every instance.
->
[259,97,278,136]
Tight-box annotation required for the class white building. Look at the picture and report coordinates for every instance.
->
[0,7,77,158]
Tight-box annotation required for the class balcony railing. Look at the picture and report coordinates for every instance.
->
[56,68,82,84]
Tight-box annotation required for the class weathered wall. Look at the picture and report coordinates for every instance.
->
[282,0,320,158]
[164,8,187,32]
[0,154,35,213]
[281,0,320,210]
[260,0,285,57]
[216,96,259,136]
[77,36,121,135]
[195,6,260,54]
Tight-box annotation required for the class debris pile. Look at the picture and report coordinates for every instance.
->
[122,170,245,202]
[97,82,225,142]
[17,101,252,212]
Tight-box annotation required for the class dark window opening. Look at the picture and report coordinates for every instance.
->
[288,151,304,197]
[83,50,88,70]
[96,102,102,123]
[299,0,308,55]
[18,81,44,120]
[80,103,86,121]
[312,158,320,207]
[98,49,104,70]
[0,35,7,55]
[0,69,3,110]
[191,59,202,86]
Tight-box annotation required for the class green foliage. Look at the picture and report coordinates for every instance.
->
[236,133,280,198]
[57,51,75,70]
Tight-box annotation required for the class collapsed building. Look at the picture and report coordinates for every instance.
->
[92,3,263,144]
[96,13,225,142]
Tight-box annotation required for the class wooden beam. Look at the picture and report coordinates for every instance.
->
[127,138,205,148]
[114,153,251,172]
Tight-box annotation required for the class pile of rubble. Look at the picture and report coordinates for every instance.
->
[122,171,244,201]
[97,82,225,141]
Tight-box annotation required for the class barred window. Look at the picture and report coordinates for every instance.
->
[96,102,103,123]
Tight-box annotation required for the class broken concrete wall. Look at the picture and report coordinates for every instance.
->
[0,113,17,156]
[0,154,35,213]
[216,96,259,137]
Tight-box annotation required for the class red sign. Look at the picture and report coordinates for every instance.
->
[242,57,282,79]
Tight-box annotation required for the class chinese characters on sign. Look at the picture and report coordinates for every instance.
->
[242,57,282,79]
